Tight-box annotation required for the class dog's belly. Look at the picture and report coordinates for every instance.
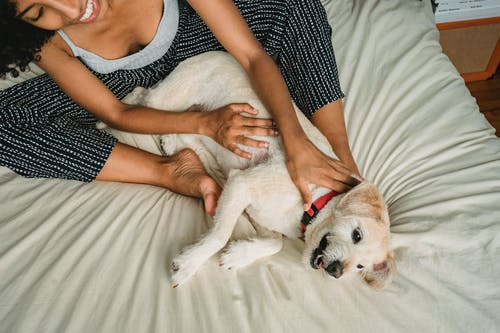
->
[161,133,274,185]
[243,181,304,239]
[245,206,302,239]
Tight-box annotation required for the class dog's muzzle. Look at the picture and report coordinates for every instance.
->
[310,233,344,278]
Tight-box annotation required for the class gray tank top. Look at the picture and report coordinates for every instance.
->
[57,0,179,74]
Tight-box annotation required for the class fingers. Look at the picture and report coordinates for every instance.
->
[313,166,361,194]
[228,136,272,158]
[315,176,354,194]
[241,117,275,128]
[228,103,275,128]
[296,174,352,211]
[228,103,259,116]
[326,159,362,187]
[286,145,362,210]
[229,144,252,160]
[297,181,313,211]
[238,136,270,149]
[242,126,277,137]
[216,104,278,157]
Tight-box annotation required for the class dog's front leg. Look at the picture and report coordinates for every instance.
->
[171,175,251,287]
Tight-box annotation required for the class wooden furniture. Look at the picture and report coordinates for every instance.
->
[466,72,500,136]
[438,17,500,82]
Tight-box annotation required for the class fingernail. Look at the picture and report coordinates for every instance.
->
[303,203,309,211]
[274,130,279,136]
[261,142,269,148]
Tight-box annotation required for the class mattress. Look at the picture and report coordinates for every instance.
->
[1,0,499,332]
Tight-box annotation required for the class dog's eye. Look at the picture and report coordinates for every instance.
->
[352,228,362,244]
[357,264,364,269]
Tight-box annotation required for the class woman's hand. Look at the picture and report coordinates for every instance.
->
[200,103,277,159]
[284,136,362,211]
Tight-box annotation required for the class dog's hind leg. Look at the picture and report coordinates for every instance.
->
[220,232,283,270]
[170,174,251,287]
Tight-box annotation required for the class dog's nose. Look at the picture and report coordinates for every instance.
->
[325,260,343,278]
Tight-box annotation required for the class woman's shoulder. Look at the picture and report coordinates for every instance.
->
[36,34,79,70]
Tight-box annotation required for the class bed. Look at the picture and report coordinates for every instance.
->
[1,0,499,332]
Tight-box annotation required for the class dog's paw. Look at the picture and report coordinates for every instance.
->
[170,250,203,288]
[219,240,259,270]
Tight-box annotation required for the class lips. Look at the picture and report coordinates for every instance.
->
[310,250,324,269]
[79,0,100,23]
[310,233,330,269]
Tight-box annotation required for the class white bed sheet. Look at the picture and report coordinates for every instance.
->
[1,0,500,332]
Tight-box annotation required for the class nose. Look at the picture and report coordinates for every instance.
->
[52,0,82,20]
[325,260,343,278]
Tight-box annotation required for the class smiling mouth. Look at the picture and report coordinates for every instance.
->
[310,233,330,269]
[80,0,99,22]
[310,247,324,269]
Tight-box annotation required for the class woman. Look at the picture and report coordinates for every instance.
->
[0,0,360,215]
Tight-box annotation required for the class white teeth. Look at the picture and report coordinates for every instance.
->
[79,0,94,21]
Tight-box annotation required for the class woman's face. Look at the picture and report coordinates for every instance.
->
[14,0,106,30]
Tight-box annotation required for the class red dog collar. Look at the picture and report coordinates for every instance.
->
[301,191,338,232]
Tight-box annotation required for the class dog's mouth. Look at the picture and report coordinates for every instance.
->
[310,233,330,269]
[310,249,324,269]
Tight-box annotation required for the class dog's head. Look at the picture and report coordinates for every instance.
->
[303,182,395,290]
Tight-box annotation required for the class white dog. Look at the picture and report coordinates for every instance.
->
[122,52,395,290]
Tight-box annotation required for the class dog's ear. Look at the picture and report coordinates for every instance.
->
[335,182,388,224]
[363,252,396,290]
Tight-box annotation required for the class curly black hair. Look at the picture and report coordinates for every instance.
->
[1,1,55,77]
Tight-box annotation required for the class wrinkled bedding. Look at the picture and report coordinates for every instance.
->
[1,0,500,332]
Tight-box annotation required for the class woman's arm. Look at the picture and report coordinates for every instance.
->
[311,100,360,176]
[188,0,360,208]
[37,35,274,152]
